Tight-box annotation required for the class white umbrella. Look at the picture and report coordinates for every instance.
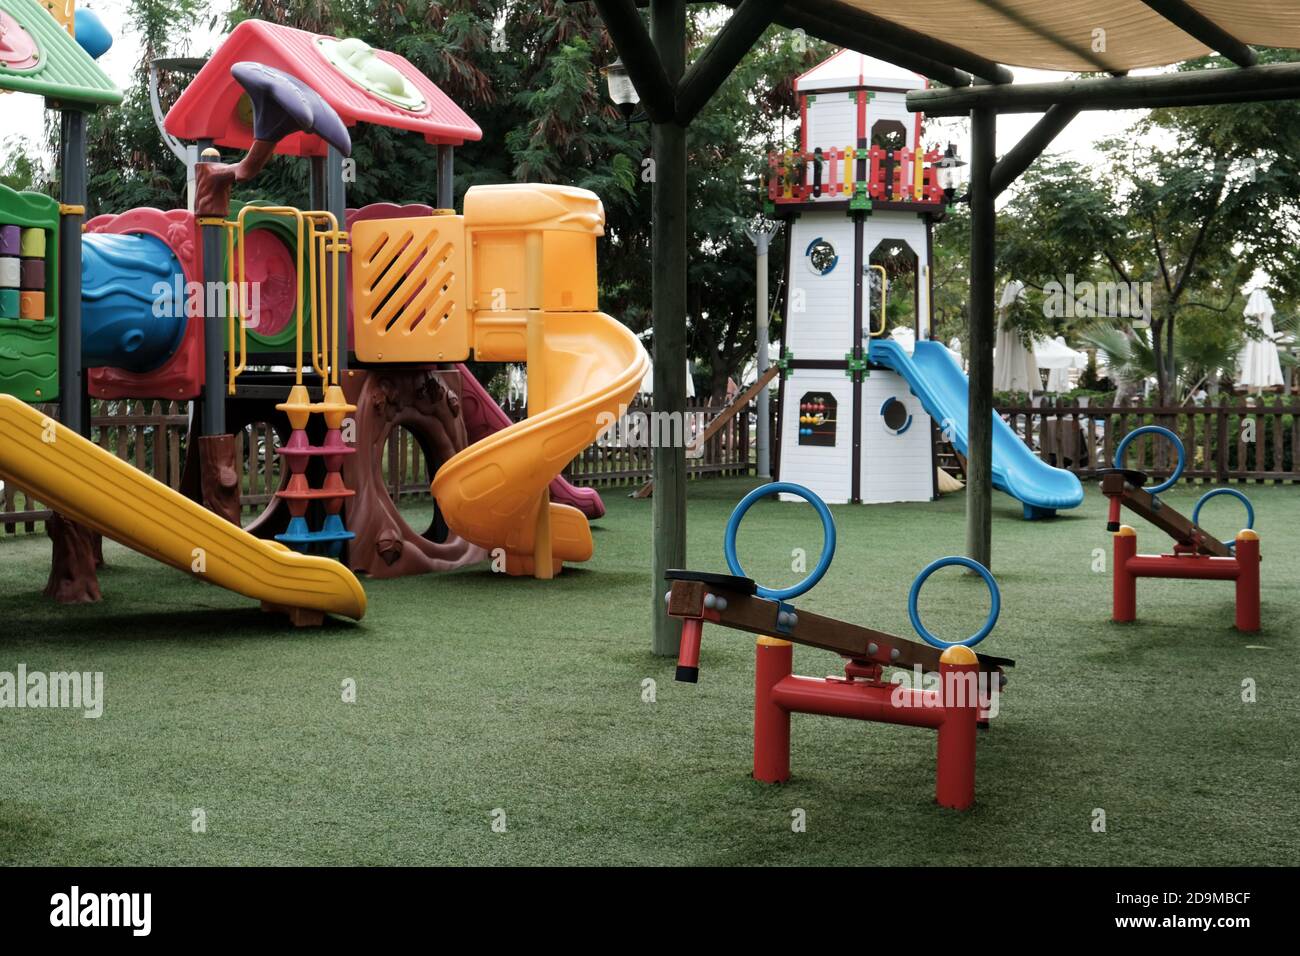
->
[993,280,1038,392]
[507,364,527,405]
[1237,289,1284,390]
[1033,335,1087,393]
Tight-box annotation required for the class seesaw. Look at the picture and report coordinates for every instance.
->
[665,482,1013,811]
[1099,425,1261,632]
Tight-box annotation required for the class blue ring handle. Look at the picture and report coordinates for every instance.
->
[724,482,836,601]
[907,556,1001,649]
[1113,425,1185,494]
[1191,487,1254,551]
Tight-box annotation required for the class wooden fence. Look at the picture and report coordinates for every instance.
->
[1000,399,1300,484]
[2,397,757,533]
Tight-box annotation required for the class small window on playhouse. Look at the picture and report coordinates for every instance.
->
[868,238,920,337]
[880,396,913,436]
[797,392,837,447]
[870,119,908,152]
[805,237,838,276]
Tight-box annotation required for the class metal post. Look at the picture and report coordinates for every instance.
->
[650,0,688,657]
[309,155,327,211]
[199,147,226,435]
[746,222,777,479]
[437,145,455,210]
[326,144,348,371]
[966,107,996,569]
[57,109,88,435]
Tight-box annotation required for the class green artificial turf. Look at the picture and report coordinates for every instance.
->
[0,478,1297,866]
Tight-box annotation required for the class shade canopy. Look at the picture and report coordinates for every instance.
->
[1034,335,1088,392]
[834,0,1300,73]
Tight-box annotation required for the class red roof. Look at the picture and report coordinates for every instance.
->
[165,19,482,157]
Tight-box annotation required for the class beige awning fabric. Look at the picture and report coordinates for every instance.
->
[839,1,1300,73]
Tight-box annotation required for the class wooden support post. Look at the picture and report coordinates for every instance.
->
[990,105,1079,198]
[775,3,975,90]
[966,107,996,570]
[1140,1,1256,67]
[778,0,1009,85]
[649,0,688,656]
[591,0,676,123]
[675,0,779,125]
[525,232,553,579]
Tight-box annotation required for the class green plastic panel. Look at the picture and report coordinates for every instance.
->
[0,0,121,106]
[0,183,59,401]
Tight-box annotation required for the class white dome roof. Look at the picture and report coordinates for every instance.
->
[796,48,925,93]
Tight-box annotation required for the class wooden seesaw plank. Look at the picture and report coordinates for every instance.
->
[666,575,1014,674]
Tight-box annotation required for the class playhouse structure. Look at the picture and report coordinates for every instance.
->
[0,5,647,623]
[769,51,944,506]
[768,50,1083,518]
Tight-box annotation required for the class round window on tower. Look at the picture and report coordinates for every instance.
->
[880,396,913,436]
[805,238,838,277]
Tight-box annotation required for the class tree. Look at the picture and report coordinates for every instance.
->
[80,0,203,214]
[1,138,40,192]
[994,50,1300,404]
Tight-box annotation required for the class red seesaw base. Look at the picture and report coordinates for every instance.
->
[753,636,985,811]
[1112,526,1261,632]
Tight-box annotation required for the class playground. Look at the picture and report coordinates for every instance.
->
[2,480,1297,866]
[3,0,1300,884]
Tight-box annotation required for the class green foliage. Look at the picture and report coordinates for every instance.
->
[79,0,204,214]
[0,138,41,192]
[988,52,1300,402]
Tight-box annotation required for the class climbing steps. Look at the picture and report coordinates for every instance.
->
[274,383,356,557]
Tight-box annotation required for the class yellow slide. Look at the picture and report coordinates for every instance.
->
[351,182,651,578]
[431,311,649,577]
[0,394,366,620]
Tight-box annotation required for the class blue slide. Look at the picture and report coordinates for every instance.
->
[870,338,1083,519]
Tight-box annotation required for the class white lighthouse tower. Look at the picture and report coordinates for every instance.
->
[771,49,948,505]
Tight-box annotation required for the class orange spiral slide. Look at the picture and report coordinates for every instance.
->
[351,183,650,578]
[432,310,648,576]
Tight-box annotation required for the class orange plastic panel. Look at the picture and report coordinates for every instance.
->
[472,312,527,363]
[542,231,597,311]
[19,290,45,320]
[464,184,600,316]
[350,215,469,363]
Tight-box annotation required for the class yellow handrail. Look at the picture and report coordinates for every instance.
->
[868,264,889,337]
[219,206,348,391]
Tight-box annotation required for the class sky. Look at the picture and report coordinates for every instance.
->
[5,4,1154,184]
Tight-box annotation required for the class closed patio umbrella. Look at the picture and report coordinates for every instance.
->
[1237,289,1284,390]
[994,280,1038,392]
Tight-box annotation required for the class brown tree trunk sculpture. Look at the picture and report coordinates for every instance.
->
[198,433,242,525]
[44,513,102,604]
[342,368,486,578]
